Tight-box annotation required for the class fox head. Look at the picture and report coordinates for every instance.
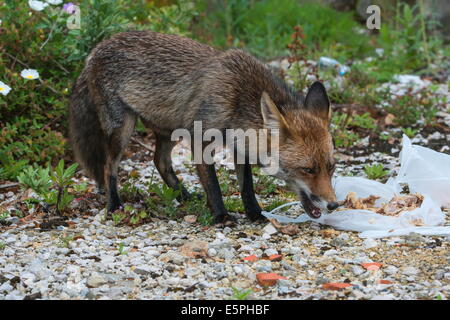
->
[261,81,337,218]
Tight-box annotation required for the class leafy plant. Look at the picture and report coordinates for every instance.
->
[112,211,127,226]
[118,242,128,255]
[17,165,52,194]
[45,160,78,213]
[229,287,253,300]
[364,164,389,180]
[401,127,418,138]
[146,183,181,217]
[57,234,74,248]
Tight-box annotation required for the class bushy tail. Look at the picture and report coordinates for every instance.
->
[68,72,106,189]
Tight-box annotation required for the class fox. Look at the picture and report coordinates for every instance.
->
[68,30,338,225]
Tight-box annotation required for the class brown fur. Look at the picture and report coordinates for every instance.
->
[69,30,336,221]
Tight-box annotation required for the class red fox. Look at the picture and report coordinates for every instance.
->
[69,31,338,225]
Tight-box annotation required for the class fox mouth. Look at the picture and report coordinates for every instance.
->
[300,191,322,219]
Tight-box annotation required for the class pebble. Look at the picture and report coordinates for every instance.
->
[402,267,419,276]
[363,238,379,249]
[86,274,108,288]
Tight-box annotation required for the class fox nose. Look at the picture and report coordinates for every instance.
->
[327,202,339,211]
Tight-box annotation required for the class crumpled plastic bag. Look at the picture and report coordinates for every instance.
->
[261,135,450,238]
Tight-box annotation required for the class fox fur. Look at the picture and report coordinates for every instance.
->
[69,31,337,224]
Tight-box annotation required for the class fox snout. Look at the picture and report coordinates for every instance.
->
[293,179,337,219]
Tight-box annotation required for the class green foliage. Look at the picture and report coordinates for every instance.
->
[386,89,438,127]
[352,113,377,130]
[123,204,148,226]
[364,2,445,81]
[117,242,128,255]
[0,118,65,180]
[195,0,371,59]
[57,234,74,248]
[229,287,253,300]
[264,197,289,212]
[112,211,127,226]
[331,114,361,148]
[146,183,181,217]
[17,160,78,213]
[364,164,389,180]
[401,127,418,138]
[17,165,52,194]
[183,196,213,225]
[224,197,245,213]
[0,0,196,181]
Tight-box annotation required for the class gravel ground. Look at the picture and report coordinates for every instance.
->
[0,61,449,300]
[0,205,449,300]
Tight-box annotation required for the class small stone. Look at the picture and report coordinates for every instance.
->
[86,274,108,288]
[183,215,197,223]
[233,266,243,274]
[363,238,378,249]
[262,223,277,235]
[207,248,217,257]
[352,265,365,276]
[264,248,278,256]
[402,266,419,276]
[315,276,330,285]
[384,266,398,275]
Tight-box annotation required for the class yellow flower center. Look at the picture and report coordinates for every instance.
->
[27,75,34,79]
[0,87,4,91]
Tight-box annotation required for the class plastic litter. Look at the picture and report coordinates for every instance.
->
[318,56,350,76]
[262,135,450,238]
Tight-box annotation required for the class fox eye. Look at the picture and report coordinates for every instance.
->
[300,167,315,175]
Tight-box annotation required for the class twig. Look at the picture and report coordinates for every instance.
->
[0,183,19,189]
[40,10,64,50]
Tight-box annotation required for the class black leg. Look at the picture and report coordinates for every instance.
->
[195,163,235,225]
[154,134,191,202]
[235,163,264,221]
[107,175,121,212]
[105,113,136,212]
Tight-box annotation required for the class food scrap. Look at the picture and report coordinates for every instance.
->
[338,192,424,216]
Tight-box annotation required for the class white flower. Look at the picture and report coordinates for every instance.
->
[21,69,40,80]
[46,0,63,5]
[0,81,12,96]
[28,0,49,11]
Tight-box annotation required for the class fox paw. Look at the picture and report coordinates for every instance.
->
[214,214,237,227]
[247,211,267,222]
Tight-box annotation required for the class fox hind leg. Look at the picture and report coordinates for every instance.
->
[105,112,136,212]
[154,134,191,202]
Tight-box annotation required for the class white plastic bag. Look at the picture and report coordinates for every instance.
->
[262,135,450,238]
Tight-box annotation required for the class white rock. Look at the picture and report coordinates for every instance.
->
[262,223,277,235]
[264,248,278,256]
[363,238,379,249]
[384,265,398,275]
[402,266,419,276]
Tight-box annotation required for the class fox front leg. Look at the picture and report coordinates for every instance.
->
[235,163,265,221]
[195,163,236,226]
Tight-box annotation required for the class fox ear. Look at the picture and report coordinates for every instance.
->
[261,92,287,131]
[304,81,331,121]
